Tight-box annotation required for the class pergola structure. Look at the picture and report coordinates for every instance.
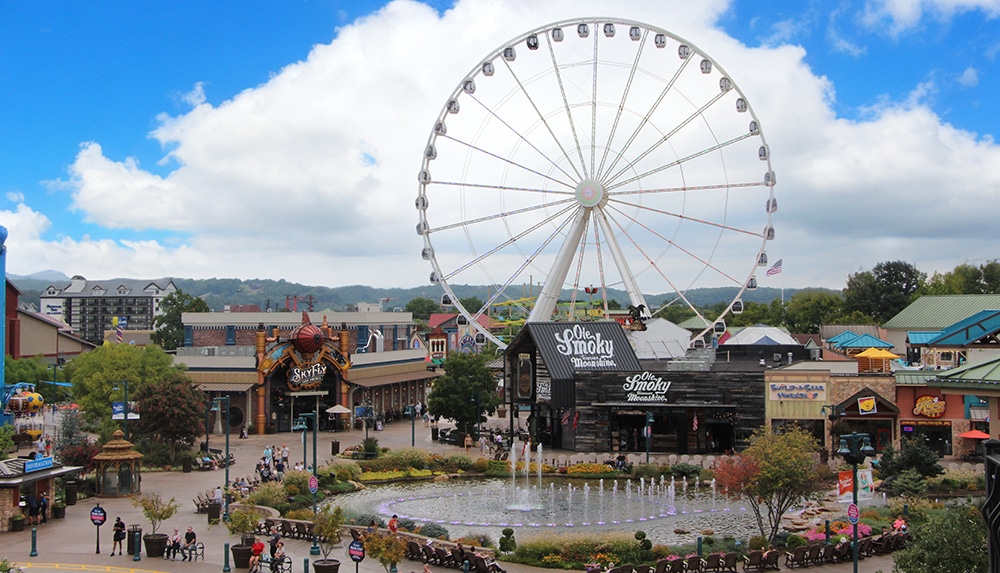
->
[93,430,143,497]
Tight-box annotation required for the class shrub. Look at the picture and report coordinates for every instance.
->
[567,463,617,475]
[361,437,380,454]
[418,523,449,540]
[785,535,806,549]
[283,470,313,496]
[748,535,769,551]
[499,528,516,554]
[698,468,715,482]
[633,464,667,479]
[485,460,511,476]
[891,469,928,498]
[671,463,702,478]
[472,458,489,473]
[330,463,361,482]
[284,508,315,520]
[247,481,286,509]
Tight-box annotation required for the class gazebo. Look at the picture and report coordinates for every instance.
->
[855,347,900,373]
[93,430,143,497]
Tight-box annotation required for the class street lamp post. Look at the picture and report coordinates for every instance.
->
[470,394,481,436]
[213,396,231,521]
[299,411,320,556]
[114,380,131,440]
[836,432,876,573]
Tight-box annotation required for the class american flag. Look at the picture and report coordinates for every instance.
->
[766,259,783,276]
[561,410,572,425]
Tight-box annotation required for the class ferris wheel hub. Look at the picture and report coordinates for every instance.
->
[575,179,606,209]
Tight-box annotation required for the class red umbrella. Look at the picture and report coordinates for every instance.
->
[958,429,990,440]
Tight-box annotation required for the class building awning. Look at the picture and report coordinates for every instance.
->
[196,382,256,393]
[348,370,443,388]
[971,406,990,421]
[0,458,82,486]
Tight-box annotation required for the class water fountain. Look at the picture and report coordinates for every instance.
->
[341,470,756,545]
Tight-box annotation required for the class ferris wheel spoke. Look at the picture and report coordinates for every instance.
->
[603,88,729,188]
[499,44,586,182]
[602,207,726,318]
[466,94,580,183]
[608,180,766,197]
[529,207,592,321]
[593,208,648,310]
[599,55,693,182]
[606,132,756,191]
[437,134,576,190]
[608,198,763,238]
[425,197,575,234]
[438,204,578,282]
[542,31,590,179]
[432,180,574,196]
[604,203,746,285]
[568,216,593,312]
[591,213,614,320]
[597,27,647,179]
[590,29,599,177]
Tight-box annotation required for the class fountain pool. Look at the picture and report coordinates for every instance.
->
[333,476,758,544]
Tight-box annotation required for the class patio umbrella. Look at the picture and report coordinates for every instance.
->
[958,429,991,440]
[325,404,352,414]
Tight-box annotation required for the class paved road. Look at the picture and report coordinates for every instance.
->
[0,416,893,573]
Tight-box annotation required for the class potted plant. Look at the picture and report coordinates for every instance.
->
[131,492,180,558]
[52,499,67,519]
[363,531,407,573]
[311,505,344,573]
[225,507,260,569]
[10,513,25,532]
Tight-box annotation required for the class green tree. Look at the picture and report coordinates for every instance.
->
[132,373,207,463]
[69,343,186,430]
[0,426,13,461]
[877,436,944,481]
[894,504,987,573]
[426,352,501,434]
[783,290,844,333]
[843,261,926,323]
[151,289,210,350]
[5,355,69,405]
[459,296,485,314]
[714,426,823,544]
[405,297,440,321]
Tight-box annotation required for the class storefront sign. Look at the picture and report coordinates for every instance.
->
[858,396,877,415]
[25,456,53,473]
[767,383,825,401]
[289,363,327,386]
[913,395,946,418]
[536,379,551,402]
[553,324,617,369]
[622,371,672,403]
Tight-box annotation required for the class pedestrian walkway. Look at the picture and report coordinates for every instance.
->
[0,415,894,573]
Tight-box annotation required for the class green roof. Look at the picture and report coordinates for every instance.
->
[883,294,1000,330]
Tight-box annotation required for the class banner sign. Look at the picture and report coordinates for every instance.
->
[111,402,139,420]
[837,469,874,502]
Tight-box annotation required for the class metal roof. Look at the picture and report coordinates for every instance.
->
[926,309,1000,347]
[519,322,642,380]
[826,330,858,345]
[907,331,943,345]
[835,333,893,349]
[884,295,1000,330]
[819,325,882,340]
[928,357,1000,390]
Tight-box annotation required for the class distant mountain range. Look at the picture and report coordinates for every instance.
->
[9,271,835,314]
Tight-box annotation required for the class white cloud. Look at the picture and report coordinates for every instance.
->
[4,0,1000,295]
[957,65,979,87]
[6,191,24,204]
[862,0,1000,35]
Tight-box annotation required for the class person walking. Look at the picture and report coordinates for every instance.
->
[112,517,126,556]
[464,433,473,455]
[268,526,282,559]
[39,491,49,524]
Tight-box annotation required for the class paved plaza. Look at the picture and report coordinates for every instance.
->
[0,416,893,573]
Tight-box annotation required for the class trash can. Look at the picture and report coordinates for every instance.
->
[331,440,340,456]
[182,456,192,473]
[207,501,221,523]
[127,525,142,555]
[64,481,78,506]
[431,427,439,441]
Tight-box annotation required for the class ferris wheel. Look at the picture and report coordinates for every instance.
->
[416,18,777,348]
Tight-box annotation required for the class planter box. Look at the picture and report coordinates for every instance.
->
[313,559,341,573]
[52,506,66,519]
[10,518,25,532]
[143,533,169,558]
[231,544,254,569]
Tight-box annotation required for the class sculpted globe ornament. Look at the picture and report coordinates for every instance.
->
[290,323,325,354]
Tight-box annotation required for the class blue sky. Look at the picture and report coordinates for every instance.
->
[1,0,999,296]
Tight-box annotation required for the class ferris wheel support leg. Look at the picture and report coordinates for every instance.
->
[528,209,589,322]
[595,210,649,312]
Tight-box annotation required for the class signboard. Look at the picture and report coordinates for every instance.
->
[837,470,874,502]
[847,503,859,525]
[25,456,53,473]
[913,395,946,418]
[623,372,672,403]
[348,540,365,562]
[767,383,825,401]
[857,396,877,415]
[308,475,319,494]
[289,363,328,387]
[553,324,618,369]
[90,505,107,526]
